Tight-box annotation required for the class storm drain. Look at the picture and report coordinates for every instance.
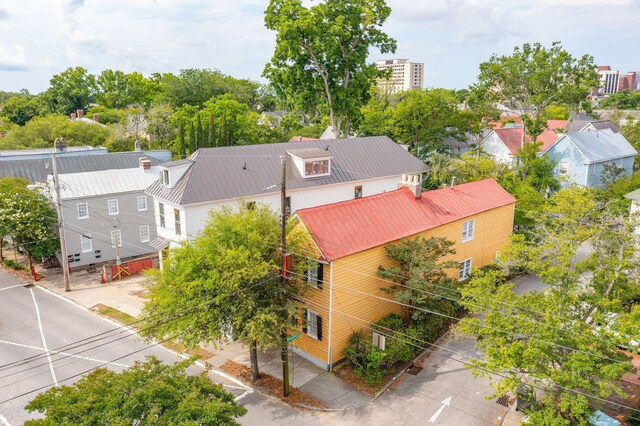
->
[406,365,423,375]
[496,395,511,407]
[23,284,34,288]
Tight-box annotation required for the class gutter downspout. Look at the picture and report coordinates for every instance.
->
[327,261,334,371]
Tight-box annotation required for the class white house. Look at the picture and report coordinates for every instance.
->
[481,127,560,166]
[145,136,428,252]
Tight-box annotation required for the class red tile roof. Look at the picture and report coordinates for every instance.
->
[493,127,560,155]
[295,179,516,261]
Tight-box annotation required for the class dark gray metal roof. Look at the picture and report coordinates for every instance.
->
[561,129,637,164]
[146,136,428,206]
[0,152,164,183]
[585,120,620,133]
[162,159,193,168]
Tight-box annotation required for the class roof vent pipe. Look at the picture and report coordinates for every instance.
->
[450,176,456,188]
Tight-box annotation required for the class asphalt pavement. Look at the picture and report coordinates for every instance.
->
[0,268,249,425]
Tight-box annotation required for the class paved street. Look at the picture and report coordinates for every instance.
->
[0,269,249,425]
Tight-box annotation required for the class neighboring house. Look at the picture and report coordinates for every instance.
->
[0,151,170,183]
[145,136,429,251]
[257,111,308,129]
[544,129,637,187]
[481,127,559,165]
[578,120,620,133]
[624,188,640,234]
[0,146,107,162]
[442,130,490,157]
[49,159,161,270]
[291,178,516,369]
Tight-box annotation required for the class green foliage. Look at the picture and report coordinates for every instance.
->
[95,70,148,108]
[141,202,301,380]
[344,330,388,385]
[264,0,397,137]
[0,178,58,265]
[43,67,97,115]
[599,90,640,110]
[4,259,25,270]
[202,95,260,146]
[379,236,458,325]
[24,356,246,425]
[471,42,598,140]
[541,104,569,120]
[621,120,640,171]
[0,115,111,149]
[457,187,640,422]
[0,95,46,125]
[85,105,124,125]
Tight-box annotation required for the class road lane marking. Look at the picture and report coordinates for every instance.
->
[0,413,12,426]
[0,285,23,292]
[428,396,452,423]
[0,340,130,368]
[29,289,58,387]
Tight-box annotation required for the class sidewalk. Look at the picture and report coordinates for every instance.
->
[34,265,370,410]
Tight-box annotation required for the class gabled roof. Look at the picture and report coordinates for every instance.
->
[492,128,560,155]
[581,120,620,133]
[146,136,428,206]
[546,120,568,130]
[545,129,638,164]
[0,152,164,183]
[51,167,161,200]
[295,179,516,262]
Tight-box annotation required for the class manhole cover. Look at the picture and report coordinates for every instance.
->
[496,395,511,407]
[407,365,423,375]
[23,284,34,288]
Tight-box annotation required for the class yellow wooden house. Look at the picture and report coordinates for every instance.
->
[289,177,516,370]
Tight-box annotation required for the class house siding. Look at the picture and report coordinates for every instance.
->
[294,203,515,367]
[545,137,588,186]
[481,133,514,165]
[62,191,157,268]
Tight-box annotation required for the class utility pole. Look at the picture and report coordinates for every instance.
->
[280,155,290,397]
[52,138,70,292]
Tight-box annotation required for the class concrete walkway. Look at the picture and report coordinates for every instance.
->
[33,265,371,410]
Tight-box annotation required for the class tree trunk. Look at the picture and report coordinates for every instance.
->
[0,237,4,261]
[249,340,260,383]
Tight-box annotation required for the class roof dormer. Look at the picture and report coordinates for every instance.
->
[159,159,193,189]
[287,148,334,178]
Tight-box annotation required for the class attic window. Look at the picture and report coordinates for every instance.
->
[304,160,330,176]
[161,169,169,187]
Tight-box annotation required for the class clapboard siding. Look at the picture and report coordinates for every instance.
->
[61,191,157,268]
[292,203,515,367]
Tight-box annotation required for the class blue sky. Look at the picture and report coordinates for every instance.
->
[1,0,639,94]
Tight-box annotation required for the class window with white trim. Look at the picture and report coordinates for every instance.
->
[139,225,150,243]
[304,309,321,340]
[107,199,119,215]
[591,163,596,175]
[174,208,181,235]
[305,260,324,289]
[304,159,330,177]
[459,258,472,281]
[80,234,92,252]
[110,229,122,248]
[559,162,569,175]
[77,203,89,219]
[159,203,165,227]
[161,169,170,187]
[462,220,475,242]
[137,196,147,211]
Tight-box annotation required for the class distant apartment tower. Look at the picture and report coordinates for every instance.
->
[376,59,423,93]
[597,66,637,94]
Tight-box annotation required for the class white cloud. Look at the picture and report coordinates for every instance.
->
[0,44,29,71]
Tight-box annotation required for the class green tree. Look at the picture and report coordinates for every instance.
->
[177,118,186,158]
[95,69,148,108]
[0,95,46,125]
[189,121,196,154]
[141,203,296,382]
[145,104,175,149]
[25,356,246,425]
[599,90,640,110]
[196,112,204,149]
[621,120,640,171]
[0,178,58,268]
[208,112,215,148]
[202,95,260,145]
[43,67,97,115]
[471,42,597,142]
[458,187,639,423]
[263,0,397,137]
[378,236,458,325]
[0,115,111,150]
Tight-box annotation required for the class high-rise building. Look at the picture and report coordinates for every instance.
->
[376,59,423,93]
[596,66,637,94]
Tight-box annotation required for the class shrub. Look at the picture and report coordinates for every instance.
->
[343,330,388,385]
[4,259,25,270]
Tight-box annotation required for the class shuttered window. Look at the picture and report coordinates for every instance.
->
[302,308,322,341]
[305,260,324,289]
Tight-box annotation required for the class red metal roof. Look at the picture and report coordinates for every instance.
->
[546,120,568,130]
[494,127,560,155]
[295,179,516,261]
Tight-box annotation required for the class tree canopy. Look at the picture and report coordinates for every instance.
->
[471,42,598,141]
[25,356,246,425]
[263,0,397,137]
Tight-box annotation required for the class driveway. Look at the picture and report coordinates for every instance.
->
[0,269,248,425]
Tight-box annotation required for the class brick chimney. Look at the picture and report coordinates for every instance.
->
[398,174,422,199]
[139,157,151,170]
[77,110,84,119]
[92,114,100,123]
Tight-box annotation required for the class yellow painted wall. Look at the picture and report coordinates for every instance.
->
[328,203,515,364]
